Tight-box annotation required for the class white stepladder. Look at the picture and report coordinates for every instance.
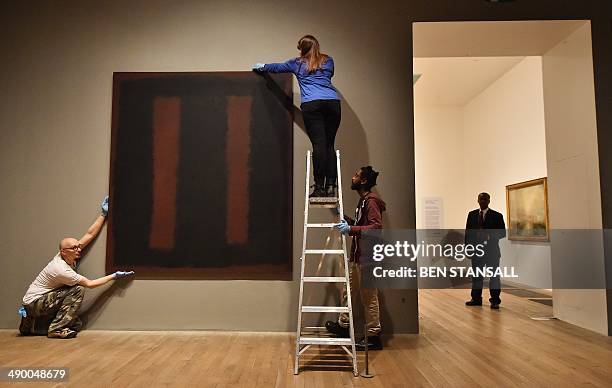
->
[294,150,358,376]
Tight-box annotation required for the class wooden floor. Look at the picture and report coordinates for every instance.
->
[1,289,611,387]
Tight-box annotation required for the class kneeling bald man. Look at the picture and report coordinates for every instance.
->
[19,197,134,339]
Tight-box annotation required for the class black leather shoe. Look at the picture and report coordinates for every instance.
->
[325,321,349,337]
[465,299,483,306]
[309,185,327,198]
[356,335,383,351]
[19,316,33,336]
[490,303,500,310]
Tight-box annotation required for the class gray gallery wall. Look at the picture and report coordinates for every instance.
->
[0,0,418,331]
[1,0,611,334]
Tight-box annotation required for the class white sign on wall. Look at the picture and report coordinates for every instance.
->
[422,197,443,230]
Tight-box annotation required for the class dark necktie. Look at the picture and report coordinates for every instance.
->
[478,210,484,228]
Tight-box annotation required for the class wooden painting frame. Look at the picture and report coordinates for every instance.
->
[506,177,550,242]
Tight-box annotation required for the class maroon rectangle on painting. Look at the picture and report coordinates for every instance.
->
[149,96,180,251]
[225,96,252,245]
[107,72,293,280]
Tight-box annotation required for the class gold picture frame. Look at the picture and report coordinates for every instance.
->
[506,177,550,242]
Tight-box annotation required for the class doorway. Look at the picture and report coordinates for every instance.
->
[412,20,607,334]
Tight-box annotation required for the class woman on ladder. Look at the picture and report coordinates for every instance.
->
[254,35,341,198]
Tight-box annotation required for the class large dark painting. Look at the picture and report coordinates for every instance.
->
[107,72,293,280]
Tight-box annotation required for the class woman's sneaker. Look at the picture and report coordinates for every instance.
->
[309,184,327,198]
[325,184,337,198]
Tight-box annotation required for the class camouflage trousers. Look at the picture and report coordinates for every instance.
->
[21,285,84,335]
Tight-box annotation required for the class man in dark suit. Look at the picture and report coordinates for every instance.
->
[464,192,506,309]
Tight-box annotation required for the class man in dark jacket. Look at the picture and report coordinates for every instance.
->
[465,192,506,309]
[325,166,386,350]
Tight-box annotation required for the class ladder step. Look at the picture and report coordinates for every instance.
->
[302,306,349,313]
[306,223,336,228]
[309,204,338,209]
[309,197,338,204]
[304,249,345,255]
[299,337,353,346]
[303,276,347,283]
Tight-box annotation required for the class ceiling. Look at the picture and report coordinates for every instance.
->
[413,56,525,106]
[413,20,587,106]
[413,20,587,58]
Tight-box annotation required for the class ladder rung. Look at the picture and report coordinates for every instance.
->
[309,197,338,204]
[300,332,334,337]
[302,306,349,313]
[304,249,345,255]
[299,337,353,346]
[303,276,346,283]
[308,204,338,209]
[306,223,336,228]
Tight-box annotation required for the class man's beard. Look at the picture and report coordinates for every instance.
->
[351,182,362,190]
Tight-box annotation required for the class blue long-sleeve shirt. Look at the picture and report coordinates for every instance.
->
[262,57,339,103]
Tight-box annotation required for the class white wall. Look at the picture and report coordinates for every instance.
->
[542,22,608,335]
[414,105,465,229]
[464,56,551,289]
[415,56,552,289]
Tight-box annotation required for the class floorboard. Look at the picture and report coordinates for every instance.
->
[1,289,611,387]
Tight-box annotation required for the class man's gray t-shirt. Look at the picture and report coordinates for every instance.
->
[22,254,83,305]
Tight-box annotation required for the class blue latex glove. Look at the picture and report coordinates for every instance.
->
[18,306,27,318]
[334,219,351,235]
[101,196,109,216]
[252,63,265,71]
[113,271,135,279]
